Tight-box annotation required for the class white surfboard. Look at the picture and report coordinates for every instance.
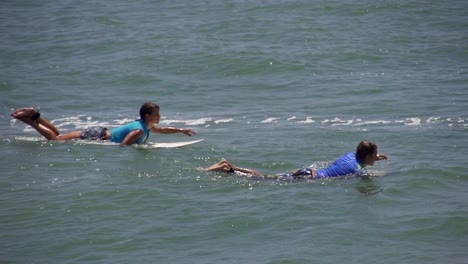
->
[11,136,204,148]
[146,139,204,148]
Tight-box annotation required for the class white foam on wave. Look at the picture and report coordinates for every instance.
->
[13,112,466,136]
[321,118,355,126]
[406,118,421,126]
[114,118,137,125]
[297,117,315,124]
[426,117,440,124]
[186,118,213,126]
[214,118,233,124]
[354,120,392,126]
[260,117,279,123]
[13,114,117,133]
[108,116,466,128]
[396,118,421,126]
[161,117,213,126]
[55,115,115,126]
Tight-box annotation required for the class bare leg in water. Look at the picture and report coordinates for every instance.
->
[206,159,318,179]
[206,159,264,177]
[11,107,81,140]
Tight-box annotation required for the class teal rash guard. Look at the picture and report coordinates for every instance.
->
[110,119,150,144]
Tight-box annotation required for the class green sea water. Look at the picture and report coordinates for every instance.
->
[1,0,467,263]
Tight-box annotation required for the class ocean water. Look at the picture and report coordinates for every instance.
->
[1,0,467,263]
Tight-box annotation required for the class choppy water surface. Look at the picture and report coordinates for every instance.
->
[1,0,467,263]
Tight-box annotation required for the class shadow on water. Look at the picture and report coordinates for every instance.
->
[355,177,383,196]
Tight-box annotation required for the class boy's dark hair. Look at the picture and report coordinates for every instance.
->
[139,102,160,119]
[356,140,377,160]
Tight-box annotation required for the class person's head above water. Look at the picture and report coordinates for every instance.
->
[139,102,160,120]
[356,140,381,167]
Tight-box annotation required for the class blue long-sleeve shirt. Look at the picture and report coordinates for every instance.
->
[278,152,363,180]
[315,152,363,178]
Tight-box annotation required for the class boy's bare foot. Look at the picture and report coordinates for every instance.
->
[11,107,38,121]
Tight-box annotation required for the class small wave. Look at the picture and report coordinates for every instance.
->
[20,116,115,132]
[260,117,279,123]
[114,118,137,126]
[398,118,421,126]
[354,120,392,126]
[322,118,354,126]
[297,117,315,124]
[214,118,233,124]
[426,117,440,124]
[161,118,213,126]
[156,115,464,128]
[13,113,466,134]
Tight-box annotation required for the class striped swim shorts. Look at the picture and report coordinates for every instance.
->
[80,126,108,140]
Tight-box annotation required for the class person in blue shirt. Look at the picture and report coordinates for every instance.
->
[205,141,388,179]
[10,102,197,146]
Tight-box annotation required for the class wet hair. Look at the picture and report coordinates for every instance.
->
[139,102,160,119]
[356,140,378,160]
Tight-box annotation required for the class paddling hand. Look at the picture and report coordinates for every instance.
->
[377,153,388,160]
